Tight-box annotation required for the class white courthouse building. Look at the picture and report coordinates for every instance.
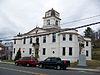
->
[12,9,91,62]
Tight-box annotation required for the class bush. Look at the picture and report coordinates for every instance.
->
[14,49,21,61]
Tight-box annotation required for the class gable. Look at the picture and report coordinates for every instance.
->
[23,27,48,36]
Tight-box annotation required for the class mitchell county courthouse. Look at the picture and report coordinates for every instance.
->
[12,8,91,62]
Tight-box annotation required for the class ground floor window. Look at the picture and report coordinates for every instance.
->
[43,48,46,55]
[62,47,66,56]
[29,48,32,54]
[69,47,72,56]
[14,48,15,54]
[86,50,88,56]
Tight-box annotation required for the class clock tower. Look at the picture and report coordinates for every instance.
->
[43,8,61,29]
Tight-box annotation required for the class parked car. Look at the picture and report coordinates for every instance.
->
[15,56,38,67]
[38,57,70,70]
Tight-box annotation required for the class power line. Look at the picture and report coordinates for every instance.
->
[36,14,100,26]
[62,21,100,31]
[0,21,100,41]
[60,14,100,25]
[1,14,100,41]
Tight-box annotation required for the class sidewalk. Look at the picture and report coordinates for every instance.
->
[0,61,100,73]
[67,67,100,73]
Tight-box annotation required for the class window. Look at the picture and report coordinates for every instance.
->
[62,34,66,41]
[14,39,16,44]
[47,19,50,25]
[43,48,46,55]
[14,48,15,54]
[43,36,46,43]
[22,57,31,60]
[23,38,26,44]
[23,51,25,53]
[69,47,72,56]
[29,48,32,54]
[53,51,55,54]
[46,12,49,17]
[52,33,56,42]
[86,50,88,56]
[6,47,8,50]
[45,58,51,61]
[55,20,58,25]
[69,34,72,41]
[86,41,88,46]
[36,37,39,44]
[62,47,66,56]
[30,38,32,44]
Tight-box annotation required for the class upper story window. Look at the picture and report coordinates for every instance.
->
[69,47,72,56]
[47,19,50,25]
[14,39,16,44]
[86,41,88,46]
[36,37,39,44]
[30,38,32,44]
[23,37,26,44]
[52,33,56,42]
[62,34,66,41]
[55,12,59,17]
[69,34,72,41]
[62,47,66,56]
[43,36,46,43]
[45,12,50,17]
[55,20,58,25]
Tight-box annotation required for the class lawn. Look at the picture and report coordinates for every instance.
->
[70,60,100,69]
[92,48,100,60]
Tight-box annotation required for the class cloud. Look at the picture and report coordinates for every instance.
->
[0,10,19,38]
[0,0,100,39]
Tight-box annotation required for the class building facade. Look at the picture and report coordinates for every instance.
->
[12,9,91,62]
[0,43,5,60]
[4,42,13,60]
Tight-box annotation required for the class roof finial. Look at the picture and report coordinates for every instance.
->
[36,24,38,28]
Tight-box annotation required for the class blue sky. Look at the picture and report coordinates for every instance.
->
[0,0,100,39]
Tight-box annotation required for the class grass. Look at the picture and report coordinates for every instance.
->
[93,48,100,51]
[92,48,100,60]
[70,60,100,69]
[2,60,14,63]
[87,60,100,69]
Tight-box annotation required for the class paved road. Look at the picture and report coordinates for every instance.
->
[0,63,99,75]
